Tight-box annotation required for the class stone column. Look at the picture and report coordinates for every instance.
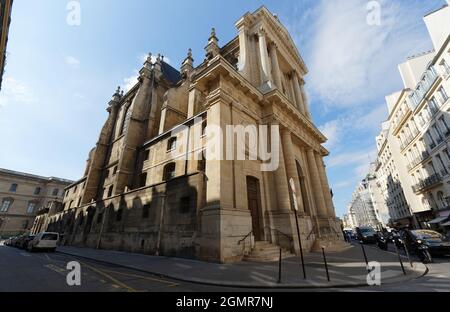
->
[315,153,335,218]
[306,149,328,218]
[257,28,273,91]
[236,17,252,81]
[299,81,311,119]
[269,42,282,90]
[291,71,306,115]
[281,130,305,214]
[272,129,291,211]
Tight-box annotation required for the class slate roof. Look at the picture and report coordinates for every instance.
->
[161,61,181,85]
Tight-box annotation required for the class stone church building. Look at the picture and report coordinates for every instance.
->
[34,6,344,263]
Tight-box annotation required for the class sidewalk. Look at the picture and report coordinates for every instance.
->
[56,244,427,289]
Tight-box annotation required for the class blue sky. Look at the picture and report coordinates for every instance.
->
[0,0,446,217]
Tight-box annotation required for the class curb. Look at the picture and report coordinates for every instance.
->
[55,250,428,289]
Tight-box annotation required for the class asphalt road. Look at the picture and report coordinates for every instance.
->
[0,241,449,292]
[0,243,223,292]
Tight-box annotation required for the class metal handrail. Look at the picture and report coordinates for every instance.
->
[238,231,253,245]
[265,226,294,241]
[307,223,317,240]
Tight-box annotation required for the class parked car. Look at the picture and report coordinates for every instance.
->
[19,234,36,250]
[356,227,378,244]
[27,232,59,252]
[403,229,450,259]
[14,235,29,249]
[4,237,13,246]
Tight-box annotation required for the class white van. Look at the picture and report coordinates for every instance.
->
[27,232,59,252]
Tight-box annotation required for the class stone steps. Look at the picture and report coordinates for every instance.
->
[244,241,295,262]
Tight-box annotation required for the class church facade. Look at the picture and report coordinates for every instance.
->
[34,7,344,263]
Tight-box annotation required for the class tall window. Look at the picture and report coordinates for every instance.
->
[52,188,59,196]
[437,154,447,174]
[441,59,450,74]
[167,137,177,152]
[432,124,443,143]
[26,202,36,214]
[429,97,439,113]
[120,104,132,135]
[427,131,436,149]
[139,173,147,188]
[9,184,17,192]
[437,191,446,209]
[438,86,449,103]
[34,187,41,195]
[163,163,176,181]
[1,199,12,212]
[108,185,114,197]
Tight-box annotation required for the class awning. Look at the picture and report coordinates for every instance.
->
[441,221,450,227]
[428,216,449,224]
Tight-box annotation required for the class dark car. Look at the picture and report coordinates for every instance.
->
[404,229,450,258]
[16,234,36,249]
[356,227,378,244]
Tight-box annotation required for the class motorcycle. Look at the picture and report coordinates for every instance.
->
[416,240,433,264]
[377,234,388,251]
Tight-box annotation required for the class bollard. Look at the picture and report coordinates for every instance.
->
[394,241,407,275]
[402,241,413,268]
[322,247,330,282]
[360,241,370,273]
[277,247,282,284]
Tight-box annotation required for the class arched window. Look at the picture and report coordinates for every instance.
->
[163,163,176,181]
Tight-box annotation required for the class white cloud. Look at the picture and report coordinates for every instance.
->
[0,77,37,107]
[334,180,352,189]
[65,56,80,69]
[320,103,387,149]
[327,148,376,168]
[291,0,436,108]
[123,71,139,93]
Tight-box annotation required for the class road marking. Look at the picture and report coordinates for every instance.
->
[79,261,137,292]
[20,252,31,257]
[100,269,179,287]
[44,264,67,276]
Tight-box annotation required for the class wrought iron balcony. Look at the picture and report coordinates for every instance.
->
[412,173,442,193]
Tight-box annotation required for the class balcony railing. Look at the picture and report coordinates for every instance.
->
[409,66,439,109]
[430,142,437,150]
[407,151,430,171]
[400,128,420,151]
[412,173,442,193]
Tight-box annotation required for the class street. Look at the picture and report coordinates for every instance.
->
[0,243,222,292]
[0,242,449,292]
